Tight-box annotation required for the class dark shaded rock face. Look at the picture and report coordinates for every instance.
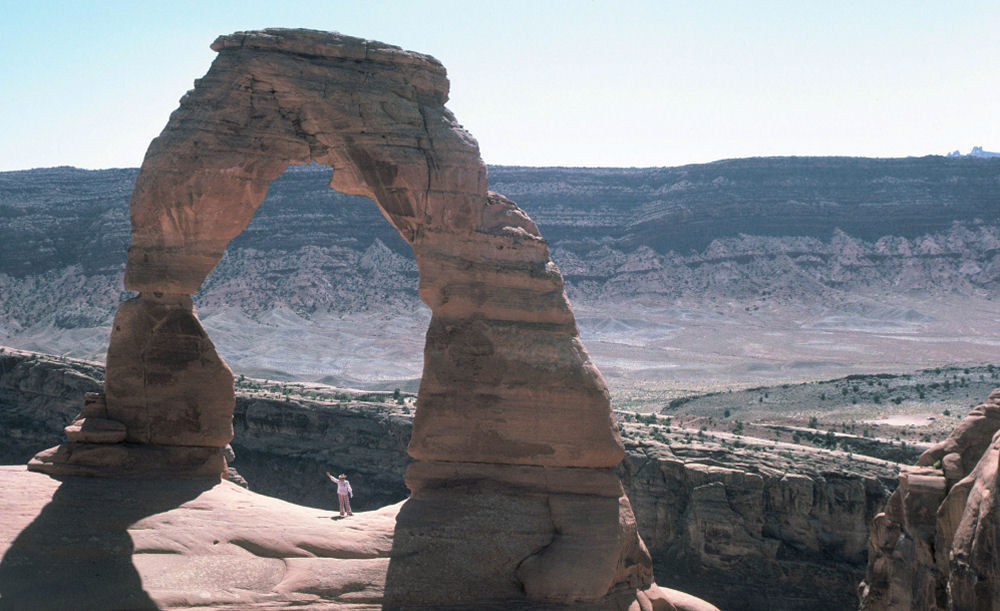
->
[0,349,900,608]
[619,440,896,611]
[0,351,102,463]
[231,396,412,511]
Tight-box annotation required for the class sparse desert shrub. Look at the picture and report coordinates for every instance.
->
[824,431,837,448]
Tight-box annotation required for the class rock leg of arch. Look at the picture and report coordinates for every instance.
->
[28,28,715,609]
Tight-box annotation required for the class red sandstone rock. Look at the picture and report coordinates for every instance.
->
[103,294,234,447]
[28,442,225,479]
[860,387,1000,610]
[26,27,669,608]
[118,27,621,470]
[0,466,717,610]
[64,417,127,443]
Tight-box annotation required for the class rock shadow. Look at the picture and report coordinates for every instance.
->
[0,475,216,610]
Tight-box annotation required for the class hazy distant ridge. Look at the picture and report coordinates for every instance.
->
[1,156,998,368]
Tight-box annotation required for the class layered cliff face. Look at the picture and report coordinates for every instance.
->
[619,435,895,610]
[2,159,999,355]
[0,349,103,463]
[0,348,899,609]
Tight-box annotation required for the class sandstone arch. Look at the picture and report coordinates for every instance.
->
[30,29,665,608]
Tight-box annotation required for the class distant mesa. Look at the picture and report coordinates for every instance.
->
[947,145,1000,158]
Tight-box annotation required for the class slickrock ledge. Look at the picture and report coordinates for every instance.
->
[859,388,1000,610]
[0,465,397,609]
[24,28,705,608]
[0,466,713,610]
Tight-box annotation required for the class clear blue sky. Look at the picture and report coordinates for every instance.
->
[2,0,998,170]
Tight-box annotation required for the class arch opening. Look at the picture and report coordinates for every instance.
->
[195,161,428,387]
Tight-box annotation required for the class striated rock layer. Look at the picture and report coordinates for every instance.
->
[26,29,690,608]
[859,387,1000,610]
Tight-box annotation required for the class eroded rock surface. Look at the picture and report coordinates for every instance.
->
[25,28,669,608]
[859,388,1000,610]
[620,434,896,610]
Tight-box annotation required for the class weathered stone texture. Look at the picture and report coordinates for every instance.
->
[859,387,1000,610]
[620,440,894,610]
[104,294,234,446]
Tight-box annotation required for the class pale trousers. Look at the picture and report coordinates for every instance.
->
[339,493,353,516]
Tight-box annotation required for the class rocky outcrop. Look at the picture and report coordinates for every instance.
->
[0,465,401,609]
[1,466,721,610]
[859,388,1000,610]
[25,28,678,609]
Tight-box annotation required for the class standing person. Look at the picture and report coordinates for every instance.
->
[326,471,354,516]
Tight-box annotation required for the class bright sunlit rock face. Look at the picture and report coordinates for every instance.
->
[24,28,703,608]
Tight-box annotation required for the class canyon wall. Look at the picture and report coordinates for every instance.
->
[620,438,894,610]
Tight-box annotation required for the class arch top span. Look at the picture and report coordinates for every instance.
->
[126,28,487,294]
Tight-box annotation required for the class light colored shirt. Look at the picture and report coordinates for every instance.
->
[330,476,352,496]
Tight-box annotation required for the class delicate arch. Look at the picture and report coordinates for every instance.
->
[117,28,623,468]
[31,29,657,607]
